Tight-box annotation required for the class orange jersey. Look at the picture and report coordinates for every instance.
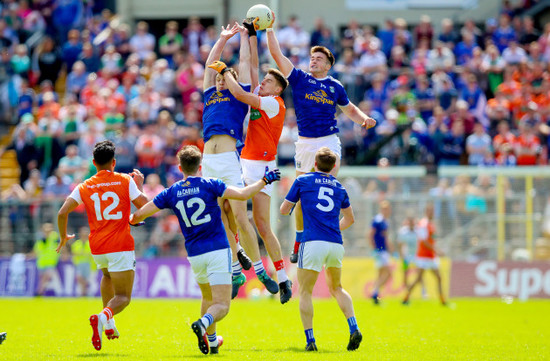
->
[241,95,286,161]
[69,170,141,255]
[416,218,436,258]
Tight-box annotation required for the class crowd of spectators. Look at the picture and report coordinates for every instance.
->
[0,0,546,253]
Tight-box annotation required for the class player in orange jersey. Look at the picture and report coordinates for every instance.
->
[402,203,446,305]
[208,19,292,304]
[56,140,149,351]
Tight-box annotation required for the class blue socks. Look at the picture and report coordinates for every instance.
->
[296,231,303,243]
[305,328,315,344]
[347,316,358,334]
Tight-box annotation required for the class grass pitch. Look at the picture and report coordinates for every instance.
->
[0,297,548,360]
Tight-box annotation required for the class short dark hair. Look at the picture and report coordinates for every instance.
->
[267,68,288,94]
[216,67,238,82]
[315,147,336,172]
[310,46,335,67]
[177,145,202,175]
[93,140,116,166]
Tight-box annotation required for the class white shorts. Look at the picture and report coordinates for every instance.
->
[188,248,232,285]
[202,151,244,187]
[294,134,341,173]
[374,250,391,268]
[298,241,344,272]
[241,158,277,196]
[416,257,439,270]
[92,251,136,272]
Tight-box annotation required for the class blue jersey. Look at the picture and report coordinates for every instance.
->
[153,177,229,257]
[287,68,349,138]
[202,84,251,147]
[285,172,350,244]
[371,214,388,251]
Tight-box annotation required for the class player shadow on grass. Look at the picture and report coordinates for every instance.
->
[75,354,130,358]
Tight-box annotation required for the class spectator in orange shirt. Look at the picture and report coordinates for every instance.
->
[486,89,511,135]
[493,120,516,158]
[36,91,60,120]
[514,121,541,165]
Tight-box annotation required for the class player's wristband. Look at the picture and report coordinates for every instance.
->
[221,67,230,75]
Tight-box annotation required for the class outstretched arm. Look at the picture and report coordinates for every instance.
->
[238,24,251,84]
[203,23,240,90]
[222,167,280,200]
[208,60,260,108]
[243,19,260,89]
[339,102,377,129]
[266,27,294,77]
